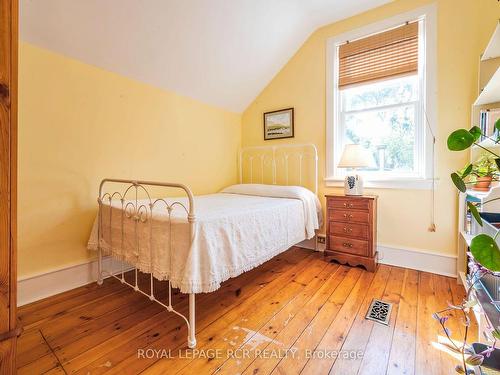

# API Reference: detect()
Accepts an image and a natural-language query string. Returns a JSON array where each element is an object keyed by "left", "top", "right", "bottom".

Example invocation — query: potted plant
[
  {"left": 469, "top": 153, "right": 499, "bottom": 191},
  {"left": 441, "top": 121, "right": 500, "bottom": 374}
]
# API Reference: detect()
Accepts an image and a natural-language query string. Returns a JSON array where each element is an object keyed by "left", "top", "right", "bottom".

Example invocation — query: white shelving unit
[
  {"left": 455, "top": 21, "right": 500, "bottom": 350},
  {"left": 457, "top": 186, "right": 500, "bottom": 348},
  {"left": 460, "top": 230, "right": 473, "bottom": 247},
  {"left": 476, "top": 21, "right": 499, "bottom": 106},
  {"left": 482, "top": 20, "right": 500, "bottom": 61},
  {"left": 474, "top": 67, "right": 500, "bottom": 106},
  {"left": 457, "top": 188, "right": 497, "bottom": 282},
  {"left": 457, "top": 21, "right": 500, "bottom": 283}
]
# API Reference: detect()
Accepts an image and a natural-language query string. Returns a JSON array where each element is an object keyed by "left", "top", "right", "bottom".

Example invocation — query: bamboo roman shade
[{"left": 338, "top": 22, "right": 419, "bottom": 88}]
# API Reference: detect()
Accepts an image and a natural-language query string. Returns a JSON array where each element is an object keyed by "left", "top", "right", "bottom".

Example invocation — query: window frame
[{"left": 325, "top": 4, "right": 437, "bottom": 190}]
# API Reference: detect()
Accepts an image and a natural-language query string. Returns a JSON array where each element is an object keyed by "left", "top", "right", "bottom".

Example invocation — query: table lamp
[{"left": 338, "top": 144, "right": 375, "bottom": 196}]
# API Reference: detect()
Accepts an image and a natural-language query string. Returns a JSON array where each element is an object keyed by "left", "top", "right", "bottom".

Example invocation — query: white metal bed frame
[{"left": 96, "top": 143, "right": 318, "bottom": 349}]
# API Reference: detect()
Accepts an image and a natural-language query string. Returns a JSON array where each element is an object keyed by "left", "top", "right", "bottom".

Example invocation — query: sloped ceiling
[{"left": 20, "top": 0, "right": 390, "bottom": 112}]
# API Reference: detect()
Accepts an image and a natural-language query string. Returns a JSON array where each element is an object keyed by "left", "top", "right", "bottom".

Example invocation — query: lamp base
[{"left": 344, "top": 174, "right": 363, "bottom": 196}]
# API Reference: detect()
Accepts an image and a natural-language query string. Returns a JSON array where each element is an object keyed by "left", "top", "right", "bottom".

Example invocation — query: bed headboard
[{"left": 239, "top": 143, "right": 318, "bottom": 195}]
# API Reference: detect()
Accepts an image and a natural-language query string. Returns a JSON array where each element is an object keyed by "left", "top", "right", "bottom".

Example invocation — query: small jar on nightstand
[{"left": 324, "top": 195, "right": 378, "bottom": 272}]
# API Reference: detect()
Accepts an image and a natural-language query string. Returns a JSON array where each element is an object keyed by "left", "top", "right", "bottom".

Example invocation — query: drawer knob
[
  {"left": 343, "top": 227, "right": 353, "bottom": 233},
  {"left": 343, "top": 213, "right": 353, "bottom": 219},
  {"left": 342, "top": 242, "right": 353, "bottom": 248},
  {"left": 343, "top": 202, "right": 354, "bottom": 208}
]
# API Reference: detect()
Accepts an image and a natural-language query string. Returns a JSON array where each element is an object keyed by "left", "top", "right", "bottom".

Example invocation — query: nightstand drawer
[
  {"left": 330, "top": 222, "right": 369, "bottom": 240},
  {"left": 328, "top": 198, "right": 369, "bottom": 211},
  {"left": 329, "top": 209, "right": 369, "bottom": 224},
  {"left": 329, "top": 236, "right": 369, "bottom": 256}
]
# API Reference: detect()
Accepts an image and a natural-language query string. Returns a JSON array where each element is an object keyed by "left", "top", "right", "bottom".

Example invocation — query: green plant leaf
[
  {"left": 461, "top": 164, "right": 473, "bottom": 178},
  {"left": 495, "top": 158, "right": 500, "bottom": 171},
  {"left": 472, "top": 153, "right": 500, "bottom": 177},
  {"left": 470, "top": 234, "right": 500, "bottom": 272},
  {"left": 448, "top": 129, "right": 475, "bottom": 151},
  {"left": 451, "top": 172, "right": 467, "bottom": 192},
  {"left": 495, "top": 118, "right": 500, "bottom": 133},
  {"left": 493, "top": 329, "right": 500, "bottom": 340},
  {"left": 468, "top": 202, "right": 482, "bottom": 226},
  {"left": 469, "top": 126, "right": 482, "bottom": 141}
]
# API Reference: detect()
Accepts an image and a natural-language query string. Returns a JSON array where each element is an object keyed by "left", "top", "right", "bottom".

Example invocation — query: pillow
[{"left": 220, "top": 184, "right": 323, "bottom": 229}]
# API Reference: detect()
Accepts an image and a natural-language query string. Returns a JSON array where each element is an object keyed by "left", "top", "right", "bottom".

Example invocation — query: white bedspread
[{"left": 88, "top": 184, "right": 320, "bottom": 294}]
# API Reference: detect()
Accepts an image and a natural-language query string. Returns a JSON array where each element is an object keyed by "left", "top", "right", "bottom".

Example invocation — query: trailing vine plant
[{"left": 435, "top": 119, "right": 500, "bottom": 374}]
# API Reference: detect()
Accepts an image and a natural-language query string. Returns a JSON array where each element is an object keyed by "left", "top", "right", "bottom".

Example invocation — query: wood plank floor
[{"left": 17, "top": 247, "right": 477, "bottom": 375}]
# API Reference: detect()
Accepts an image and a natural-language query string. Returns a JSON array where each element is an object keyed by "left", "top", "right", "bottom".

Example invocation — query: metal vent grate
[{"left": 365, "top": 299, "right": 392, "bottom": 325}]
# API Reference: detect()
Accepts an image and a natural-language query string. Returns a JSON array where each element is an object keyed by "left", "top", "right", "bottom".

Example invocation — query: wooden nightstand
[{"left": 325, "top": 195, "right": 378, "bottom": 272}]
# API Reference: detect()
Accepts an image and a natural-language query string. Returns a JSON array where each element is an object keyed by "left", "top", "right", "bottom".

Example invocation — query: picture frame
[{"left": 263, "top": 108, "right": 294, "bottom": 140}]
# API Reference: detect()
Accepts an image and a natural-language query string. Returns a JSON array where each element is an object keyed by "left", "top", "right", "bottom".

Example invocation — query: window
[
  {"left": 326, "top": 6, "right": 436, "bottom": 189},
  {"left": 341, "top": 74, "right": 420, "bottom": 177}
]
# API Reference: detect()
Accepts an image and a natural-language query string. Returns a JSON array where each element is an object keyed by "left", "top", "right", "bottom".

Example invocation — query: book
[{"left": 479, "top": 108, "right": 500, "bottom": 141}]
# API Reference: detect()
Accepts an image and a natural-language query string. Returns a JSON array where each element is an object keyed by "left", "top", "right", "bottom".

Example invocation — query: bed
[{"left": 87, "top": 143, "right": 319, "bottom": 349}]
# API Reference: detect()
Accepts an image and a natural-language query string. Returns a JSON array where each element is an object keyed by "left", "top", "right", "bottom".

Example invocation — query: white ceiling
[{"left": 20, "top": 0, "right": 389, "bottom": 112}]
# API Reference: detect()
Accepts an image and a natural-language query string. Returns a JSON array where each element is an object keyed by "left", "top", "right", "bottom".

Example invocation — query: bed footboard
[{"left": 96, "top": 178, "right": 197, "bottom": 348}]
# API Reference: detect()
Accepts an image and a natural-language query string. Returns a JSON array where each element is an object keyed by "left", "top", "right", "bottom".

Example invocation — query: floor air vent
[{"left": 365, "top": 299, "right": 392, "bottom": 325}]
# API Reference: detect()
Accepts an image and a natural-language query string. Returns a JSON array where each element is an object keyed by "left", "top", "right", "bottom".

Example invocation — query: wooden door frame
[{"left": 0, "top": 0, "right": 18, "bottom": 372}]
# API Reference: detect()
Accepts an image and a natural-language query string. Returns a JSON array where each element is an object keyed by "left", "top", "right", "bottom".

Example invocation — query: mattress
[{"left": 88, "top": 184, "right": 320, "bottom": 293}]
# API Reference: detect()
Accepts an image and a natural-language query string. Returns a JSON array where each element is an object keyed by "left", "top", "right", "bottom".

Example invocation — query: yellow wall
[
  {"left": 242, "top": 0, "right": 500, "bottom": 256},
  {"left": 19, "top": 43, "right": 241, "bottom": 278},
  {"left": 19, "top": 0, "right": 500, "bottom": 278}
]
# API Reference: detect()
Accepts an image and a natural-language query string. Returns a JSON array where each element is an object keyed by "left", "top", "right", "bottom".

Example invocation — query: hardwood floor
[{"left": 17, "top": 247, "right": 476, "bottom": 375}]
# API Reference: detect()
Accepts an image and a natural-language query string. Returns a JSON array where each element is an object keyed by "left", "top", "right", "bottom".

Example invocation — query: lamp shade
[{"left": 338, "top": 144, "right": 376, "bottom": 169}]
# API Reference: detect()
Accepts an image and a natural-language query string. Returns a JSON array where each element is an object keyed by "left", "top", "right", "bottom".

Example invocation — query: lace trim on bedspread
[{"left": 88, "top": 235, "right": 304, "bottom": 294}]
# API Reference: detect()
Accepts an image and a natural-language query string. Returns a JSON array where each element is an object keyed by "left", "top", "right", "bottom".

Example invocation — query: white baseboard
[
  {"left": 377, "top": 243, "right": 457, "bottom": 277},
  {"left": 18, "top": 240, "right": 325, "bottom": 306},
  {"left": 297, "top": 238, "right": 457, "bottom": 277},
  {"left": 17, "top": 257, "right": 128, "bottom": 307},
  {"left": 18, "top": 242, "right": 456, "bottom": 306},
  {"left": 300, "top": 238, "right": 456, "bottom": 277}
]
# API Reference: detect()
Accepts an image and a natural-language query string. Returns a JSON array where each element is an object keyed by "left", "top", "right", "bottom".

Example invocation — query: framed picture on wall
[{"left": 263, "top": 108, "right": 294, "bottom": 140}]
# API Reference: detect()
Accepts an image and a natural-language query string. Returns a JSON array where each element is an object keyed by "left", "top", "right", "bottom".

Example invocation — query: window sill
[{"left": 324, "top": 177, "right": 438, "bottom": 190}]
